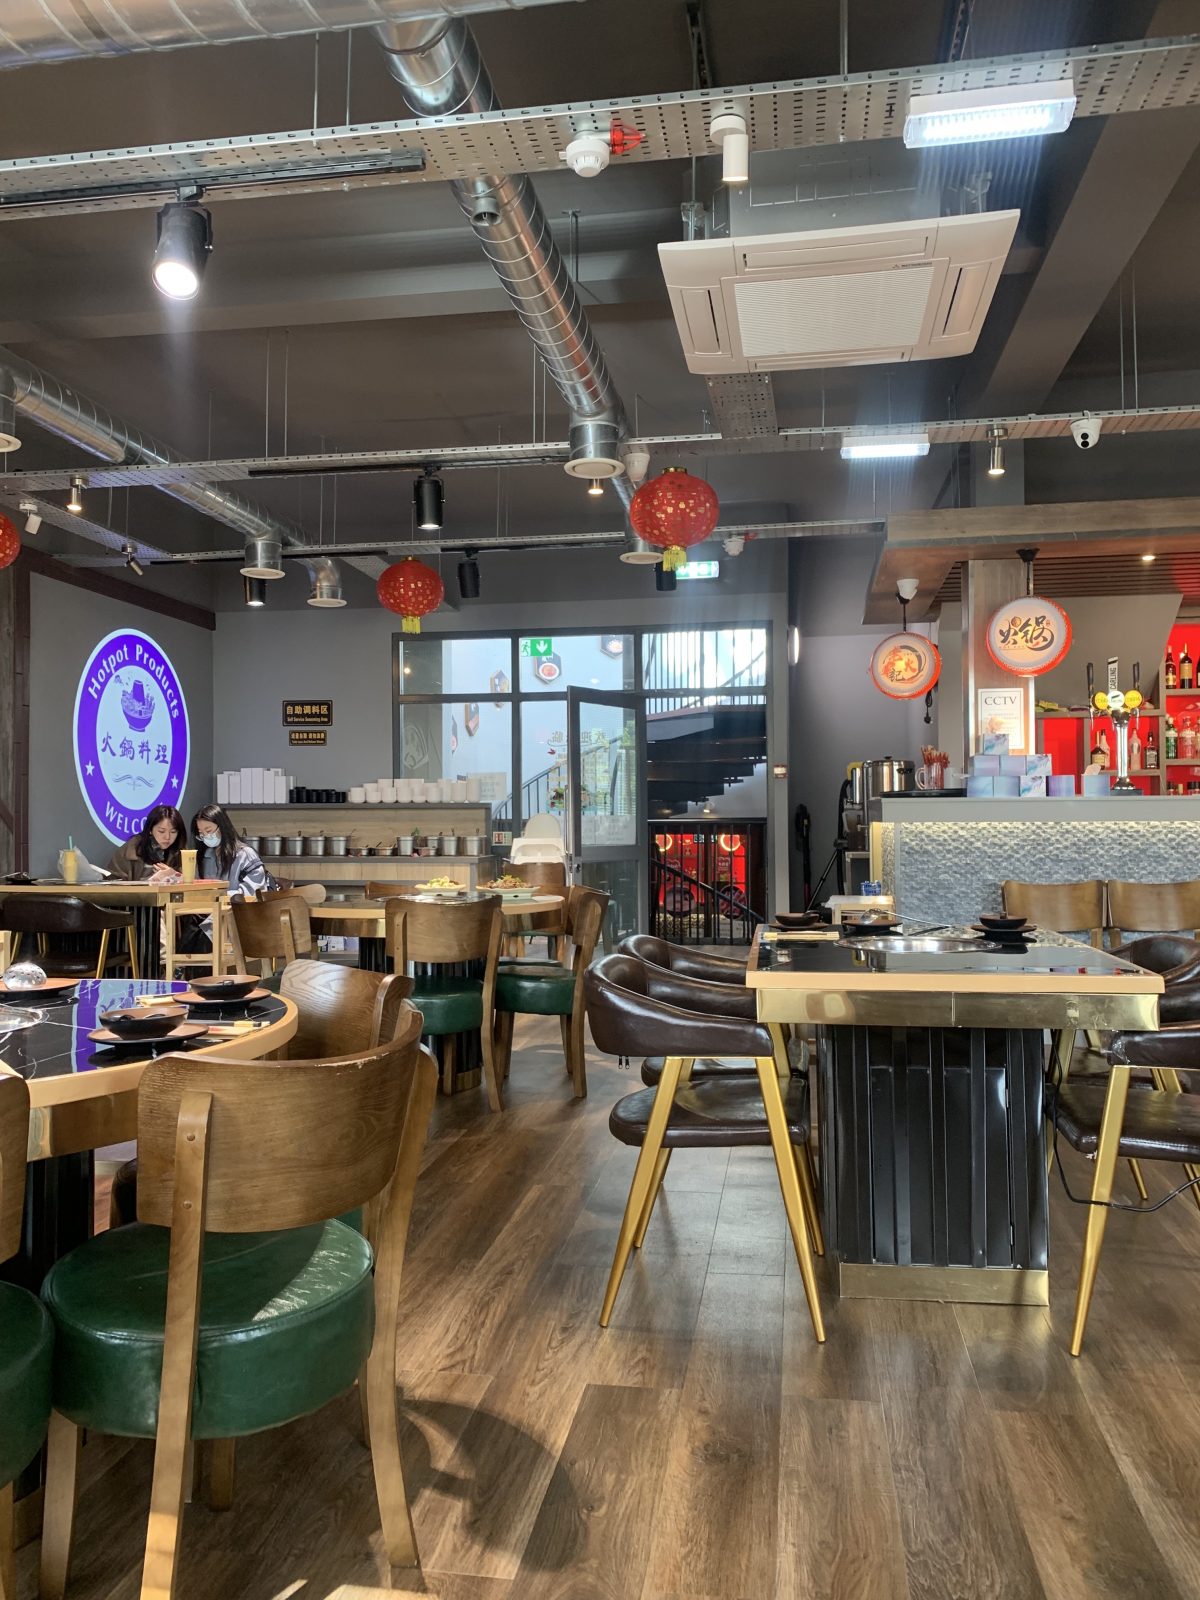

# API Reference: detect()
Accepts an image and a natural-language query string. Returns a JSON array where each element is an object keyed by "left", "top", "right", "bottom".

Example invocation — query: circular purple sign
[{"left": 72, "top": 629, "right": 191, "bottom": 844}]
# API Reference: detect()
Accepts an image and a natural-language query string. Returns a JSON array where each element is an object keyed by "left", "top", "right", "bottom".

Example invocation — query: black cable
[{"left": 1045, "top": 1036, "right": 1200, "bottom": 1214}]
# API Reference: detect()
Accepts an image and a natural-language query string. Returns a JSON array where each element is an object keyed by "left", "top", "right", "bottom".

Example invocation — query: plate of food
[
  {"left": 416, "top": 877, "right": 465, "bottom": 897},
  {"left": 484, "top": 875, "right": 538, "bottom": 899}
]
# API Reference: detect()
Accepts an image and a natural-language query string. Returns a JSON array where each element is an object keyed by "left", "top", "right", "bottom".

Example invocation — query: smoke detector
[
  {"left": 723, "top": 534, "right": 745, "bottom": 556},
  {"left": 621, "top": 444, "right": 651, "bottom": 485},
  {"left": 561, "top": 133, "right": 610, "bottom": 178}
]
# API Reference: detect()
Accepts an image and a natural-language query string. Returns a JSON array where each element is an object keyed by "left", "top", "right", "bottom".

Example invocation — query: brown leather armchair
[
  {"left": 1111, "top": 936, "right": 1200, "bottom": 1026},
  {"left": 618, "top": 933, "right": 748, "bottom": 986}
]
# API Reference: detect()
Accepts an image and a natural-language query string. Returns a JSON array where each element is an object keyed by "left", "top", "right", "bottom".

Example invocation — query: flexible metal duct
[
  {"left": 0, "top": 1, "right": 571, "bottom": 67},
  {"left": 375, "top": 15, "right": 627, "bottom": 476}
]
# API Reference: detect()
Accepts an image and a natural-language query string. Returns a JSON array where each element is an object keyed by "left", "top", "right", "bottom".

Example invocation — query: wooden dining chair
[
  {"left": 0, "top": 1075, "right": 54, "bottom": 1600},
  {"left": 493, "top": 888, "right": 608, "bottom": 1097},
  {"left": 0, "top": 894, "right": 140, "bottom": 979},
  {"left": 1002, "top": 879, "right": 1106, "bottom": 947},
  {"left": 38, "top": 1018, "right": 437, "bottom": 1600},
  {"left": 1107, "top": 879, "right": 1200, "bottom": 944},
  {"left": 230, "top": 892, "right": 314, "bottom": 975},
  {"left": 278, "top": 960, "right": 415, "bottom": 1059},
  {"left": 505, "top": 861, "right": 568, "bottom": 957},
  {"left": 384, "top": 893, "right": 504, "bottom": 1112}
]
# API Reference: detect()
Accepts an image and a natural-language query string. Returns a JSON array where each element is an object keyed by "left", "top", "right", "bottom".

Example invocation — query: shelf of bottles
[{"left": 1161, "top": 622, "right": 1200, "bottom": 792}]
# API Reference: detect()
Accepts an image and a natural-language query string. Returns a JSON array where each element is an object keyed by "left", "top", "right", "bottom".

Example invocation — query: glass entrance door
[{"left": 566, "top": 688, "right": 646, "bottom": 942}]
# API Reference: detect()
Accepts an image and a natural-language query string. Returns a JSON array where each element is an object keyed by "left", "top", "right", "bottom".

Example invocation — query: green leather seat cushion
[
  {"left": 495, "top": 968, "right": 576, "bottom": 1017},
  {"left": 0, "top": 1283, "right": 54, "bottom": 1487},
  {"left": 41, "top": 1219, "right": 374, "bottom": 1441},
  {"left": 410, "top": 975, "right": 483, "bottom": 1035}
]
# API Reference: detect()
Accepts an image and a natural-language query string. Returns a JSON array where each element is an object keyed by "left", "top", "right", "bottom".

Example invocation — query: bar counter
[
  {"left": 748, "top": 927, "right": 1161, "bottom": 1305},
  {"left": 874, "top": 796, "right": 1200, "bottom": 925}
]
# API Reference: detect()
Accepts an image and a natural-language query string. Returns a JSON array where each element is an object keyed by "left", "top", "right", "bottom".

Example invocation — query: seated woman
[
  {"left": 108, "top": 805, "right": 187, "bottom": 882},
  {"left": 179, "top": 804, "right": 272, "bottom": 953}
]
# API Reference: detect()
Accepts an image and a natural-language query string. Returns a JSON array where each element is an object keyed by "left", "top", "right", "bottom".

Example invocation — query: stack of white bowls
[
  {"left": 364, "top": 783, "right": 381, "bottom": 803},
  {"left": 349, "top": 786, "right": 366, "bottom": 804}
]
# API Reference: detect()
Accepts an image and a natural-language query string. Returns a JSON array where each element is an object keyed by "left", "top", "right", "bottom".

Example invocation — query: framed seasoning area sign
[
  {"left": 283, "top": 700, "right": 333, "bottom": 726},
  {"left": 289, "top": 729, "right": 327, "bottom": 746}
]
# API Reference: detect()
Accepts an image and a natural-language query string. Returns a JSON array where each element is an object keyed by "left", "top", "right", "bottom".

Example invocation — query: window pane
[
  {"left": 642, "top": 627, "right": 767, "bottom": 693},
  {"left": 519, "top": 633, "right": 634, "bottom": 694},
  {"left": 399, "top": 701, "right": 512, "bottom": 810},
  {"left": 399, "top": 636, "right": 511, "bottom": 696},
  {"left": 518, "top": 699, "right": 569, "bottom": 826},
  {"left": 579, "top": 701, "right": 638, "bottom": 847}
]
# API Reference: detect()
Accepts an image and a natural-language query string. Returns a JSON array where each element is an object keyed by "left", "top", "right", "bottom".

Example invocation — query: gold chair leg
[
  {"left": 796, "top": 1142, "right": 825, "bottom": 1257},
  {"left": 1127, "top": 1158, "right": 1149, "bottom": 1202},
  {"left": 94, "top": 928, "right": 110, "bottom": 980},
  {"left": 208, "top": 1439, "right": 236, "bottom": 1512},
  {"left": 127, "top": 920, "right": 141, "bottom": 980},
  {"left": 755, "top": 1056, "right": 825, "bottom": 1344},
  {"left": 0, "top": 1479, "right": 13, "bottom": 1600},
  {"left": 1069, "top": 1065, "right": 1131, "bottom": 1357},
  {"left": 600, "top": 1056, "right": 684, "bottom": 1327},
  {"left": 38, "top": 1410, "right": 81, "bottom": 1600},
  {"left": 633, "top": 1149, "right": 671, "bottom": 1248}
]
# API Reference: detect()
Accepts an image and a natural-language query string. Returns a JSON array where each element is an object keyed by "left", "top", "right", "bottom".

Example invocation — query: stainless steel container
[
  {"left": 327, "top": 835, "right": 349, "bottom": 856},
  {"left": 439, "top": 833, "right": 461, "bottom": 856},
  {"left": 284, "top": 835, "right": 306, "bottom": 857},
  {"left": 261, "top": 834, "right": 283, "bottom": 856},
  {"left": 241, "top": 834, "right": 261, "bottom": 854},
  {"left": 462, "top": 834, "right": 488, "bottom": 856},
  {"left": 862, "top": 758, "right": 915, "bottom": 804},
  {"left": 305, "top": 835, "right": 327, "bottom": 856},
  {"left": 396, "top": 835, "right": 415, "bottom": 855}
]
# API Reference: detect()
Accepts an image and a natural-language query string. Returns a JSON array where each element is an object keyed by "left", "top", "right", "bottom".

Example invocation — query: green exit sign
[{"left": 521, "top": 637, "right": 553, "bottom": 658}]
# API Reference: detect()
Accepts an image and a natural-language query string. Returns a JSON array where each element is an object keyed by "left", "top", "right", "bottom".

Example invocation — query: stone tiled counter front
[{"left": 874, "top": 797, "right": 1200, "bottom": 926}]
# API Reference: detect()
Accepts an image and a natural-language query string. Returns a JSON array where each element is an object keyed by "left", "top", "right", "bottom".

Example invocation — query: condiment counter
[{"left": 227, "top": 801, "right": 496, "bottom": 888}]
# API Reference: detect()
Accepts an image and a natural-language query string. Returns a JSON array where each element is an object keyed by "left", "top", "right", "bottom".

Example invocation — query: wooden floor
[{"left": 21, "top": 1019, "right": 1200, "bottom": 1600}]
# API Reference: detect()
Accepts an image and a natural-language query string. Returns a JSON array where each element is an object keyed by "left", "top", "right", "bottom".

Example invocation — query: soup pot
[
  {"left": 305, "top": 835, "right": 327, "bottom": 856},
  {"left": 284, "top": 835, "right": 306, "bottom": 857},
  {"left": 260, "top": 835, "right": 283, "bottom": 856},
  {"left": 327, "top": 835, "right": 350, "bottom": 856}
]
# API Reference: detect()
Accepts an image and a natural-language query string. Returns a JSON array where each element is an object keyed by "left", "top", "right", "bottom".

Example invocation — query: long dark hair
[
  {"left": 191, "top": 803, "right": 243, "bottom": 875},
  {"left": 136, "top": 805, "right": 186, "bottom": 869}
]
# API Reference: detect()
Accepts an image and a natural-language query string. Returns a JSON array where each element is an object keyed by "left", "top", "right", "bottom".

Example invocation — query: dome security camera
[
  {"left": 561, "top": 133, "right": 611, "bottom": 178},
  {"left": 1070, "top": 414, "right": 1102, "bottom": 450}
]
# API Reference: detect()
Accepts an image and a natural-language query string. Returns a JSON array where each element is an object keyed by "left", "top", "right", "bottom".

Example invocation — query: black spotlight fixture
[
  {"left": 243, "top": 575, "right": 267, "bottom": 608},
  {"left": 457, "top": 548, "right": 481, "bottom": 600},
  {"left": 123, "top": 543, "right": 145, "bottom": 578},
  {"left": 655, "top": 561, "right": 676, "bottom": 593},
  {"left": 414, "top": 468, "right": 444, "bottom": 531},
  {"left": 152, "top": 198, "right": 213, "bottom": 300}
]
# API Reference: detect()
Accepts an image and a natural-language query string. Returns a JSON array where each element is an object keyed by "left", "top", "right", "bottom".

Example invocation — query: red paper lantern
[
  {"left": 0, "top": 514, "right": 20, "bottom": 571},
  {"left": 377, "top": 557, "right": 444, "bottom": 633},
  {"left": 630, "top": 467, "right": 719, "bottom": 570}
]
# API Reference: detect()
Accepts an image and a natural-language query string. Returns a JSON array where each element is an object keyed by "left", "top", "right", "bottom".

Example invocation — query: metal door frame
[{"left": 566, "top": 686, "right": 648, "bottom": 930}]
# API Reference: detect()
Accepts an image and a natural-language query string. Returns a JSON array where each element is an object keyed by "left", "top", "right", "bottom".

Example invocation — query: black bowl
[
  {"left": 839, "top": 915, "right": 902, "bottom": 939},
  {"left": 776, "top": 911, "right": 822, "bottom": 930},
  {"left": 99, "top": 1005, "right": 186, "bottom": 1038},
  {"left": 188, "top": 974, "right": 260, "bottom": 1001},
  {"left": 979, "top": 913, "right": 1028, "bottom": 931}
]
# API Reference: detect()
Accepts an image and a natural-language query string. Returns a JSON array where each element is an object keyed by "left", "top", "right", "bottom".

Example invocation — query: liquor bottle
[
  {"left": 1145, "top": 726, "right": 1159, "bottom": 769},
  {"left": 1129, "top": 726, "right": 1142, "bottom": 770},
  {"left": 1166, "top": 647, "right": 1178, "bottom": 690},
  {"left": 1166, "top": 720, "right": 1179, "bottom": 761},
  {"left": 1182, "top": 641, "right": 1194, "bottom": 691}
]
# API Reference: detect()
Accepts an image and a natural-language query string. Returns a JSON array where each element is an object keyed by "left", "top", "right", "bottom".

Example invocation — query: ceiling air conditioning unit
[{"left": 659, "top": 210, "right": 1019, "bottom": 375}]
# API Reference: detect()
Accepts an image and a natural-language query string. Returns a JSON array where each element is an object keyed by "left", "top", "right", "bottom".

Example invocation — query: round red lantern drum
[
  {"left": 377, "top": 558, "right": 444, "bottom": 633},
  {"left": 869, "top": 632, "right": 941, "bottom": 700},
  {"left": 0, "top": 514, "right": 20, "bottom": 571},
  {"left": 629, "top": 467, "right": 719, "bottom": 570}
]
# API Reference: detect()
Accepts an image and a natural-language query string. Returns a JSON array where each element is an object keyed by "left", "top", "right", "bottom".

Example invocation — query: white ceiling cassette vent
[{"left": 659, "top": 209, "right": 1019, "bottom": 375}]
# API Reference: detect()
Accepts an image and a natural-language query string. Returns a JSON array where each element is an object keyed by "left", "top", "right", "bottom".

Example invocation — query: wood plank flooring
[{"left": 18, "top": 1017, "right": 1200, "bottom": 1599}]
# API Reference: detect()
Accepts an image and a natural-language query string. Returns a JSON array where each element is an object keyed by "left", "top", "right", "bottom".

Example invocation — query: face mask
[{"left": 197, "top": 831, "right": 220, "bottom": 847}]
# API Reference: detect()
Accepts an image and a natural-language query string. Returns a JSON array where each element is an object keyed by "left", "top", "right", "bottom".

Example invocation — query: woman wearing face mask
[
  {"left": 191, "top": 804, "right": 270, "bottom": 901},
  {"left": 108, "top": 805, "right": 188, "bottom": 882}
]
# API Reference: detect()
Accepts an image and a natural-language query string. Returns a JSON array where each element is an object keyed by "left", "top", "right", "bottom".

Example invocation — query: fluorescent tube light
[
  {"left": 840, "top": 432, "right": 930, "bottom": 462},
  {"left": 904, "top": 79, "right": 1076, "bottom": 150}
]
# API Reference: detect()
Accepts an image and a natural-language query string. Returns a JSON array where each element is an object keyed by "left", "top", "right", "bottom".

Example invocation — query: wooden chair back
[
  {"left": 231, "top": 893, "right": 314, "bottom": 967},
  {"left": 565, "top": 886, "right": 609, "bottom": 968},
  {"left": 135, "top": 1010, "right": 427, "bottom": 1234},
  {"left": 261, "top": 883, "right": 327, "bottom": 907},
  {"left": 509, "top": 861, "right": 567, "bottom": 892},
  {"left": 1107, "top": 879, "right": 1200, "bottom": 941},
  {"left": 279, "top": 960, "right": 415, "bottom": 1059},
  {"left": 0, "top": 1072, "right": 29, "bottom": 1264},
  {"left": 1002, "top": 879, "right": 1106, "bottom": 947},
  {"left": 384, "top": 893, "right": 502, "bottom": 968}
]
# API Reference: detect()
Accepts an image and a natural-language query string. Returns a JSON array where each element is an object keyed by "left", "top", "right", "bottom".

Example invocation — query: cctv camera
[{"left": 1070, "top": 415, "right": 1102, "bottom": 450}]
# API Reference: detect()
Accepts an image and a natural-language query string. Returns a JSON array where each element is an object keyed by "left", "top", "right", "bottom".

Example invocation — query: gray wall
[
  {"left": 787, "top": 536, "right": 930, "bottom": 901},
  {"left": 28, "top": 573, "right": 214, "bottom": 876},
  {"left": 213, "top": 541, "right": 792, "bottom": 911}
]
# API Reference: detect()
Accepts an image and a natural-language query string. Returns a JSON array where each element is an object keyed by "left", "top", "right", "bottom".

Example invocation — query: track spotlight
[
  {"left": 67, "top": 476, "right": 84, "bottom": 514},
  {"left": 19, "top": 498, "right": 40, "bottom": 535},
  {"left": 152, "top": 200, "right": 213, "bottom": 300},
  {"left": 124, "top": 543, "right": 145, "bottom": 578},
  {"left": 457, "top": 549, "right": 481, "bottom": 600},
  {"left": 414, "top": 469, "right": 444, "bottom": 532},
  {"left": 710, "top": 111, "right": 750, "bottom": 186},
  {"left": 987, "top": 425, "right": 1007, "bottom": 477},
  {"left": 587, "top": 478, "right": 604, "bottom": 497},
  {"left": 240, "top": 537, "right": 284, "bottom": 579},
  {"left": 243, "top": 575, "right": 266, "bottom": 607},
  {"left": 655, "top": 561, "right": 677, "bottom": 593}
]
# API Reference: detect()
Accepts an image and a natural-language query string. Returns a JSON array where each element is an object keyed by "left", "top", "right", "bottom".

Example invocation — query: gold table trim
[{"left": 837, "top": 1262, "right": 1050, "bottom": 1306}]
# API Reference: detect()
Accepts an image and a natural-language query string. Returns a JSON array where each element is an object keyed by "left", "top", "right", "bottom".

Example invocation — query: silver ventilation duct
[
  {"left": 375, "top": 16, "right": 627, "bottom": 481},
  {"left": 304, "top": 555, "right": 346, "bottom": 607},
  {"left": 0, "top": 344, "right": 345, "bottom": 595},
  {"left": 0, "top": 1, "right": 572, "bottom": 68}
]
